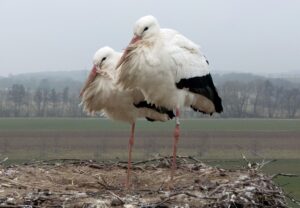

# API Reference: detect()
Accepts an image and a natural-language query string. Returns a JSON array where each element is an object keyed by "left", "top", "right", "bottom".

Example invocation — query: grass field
[
  {"left": 0, "top": 118, "right": 299, "bottom": 205},
  {"left": 1, "top": 117, "right": 300, "bottom": 131}
]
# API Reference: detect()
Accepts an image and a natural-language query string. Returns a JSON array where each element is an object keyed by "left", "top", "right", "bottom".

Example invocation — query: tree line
[
  {"left": 218, "top": 79, "right": 300, "bottom": 118},
  {"left": 0, "top": 78, "right": 299, "bottom": 118},
  {"left": 0, "top": 84, "right": 84, "bottom": 117}
]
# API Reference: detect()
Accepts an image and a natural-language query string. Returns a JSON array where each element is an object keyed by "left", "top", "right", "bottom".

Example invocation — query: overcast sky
[{"left": 0, "top": 0, "right": 300, "bottom": 76}]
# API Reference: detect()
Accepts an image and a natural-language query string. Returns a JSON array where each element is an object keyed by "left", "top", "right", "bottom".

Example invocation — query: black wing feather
[{"left": 176, "top": 74, "right": 223, "bottom": 113}]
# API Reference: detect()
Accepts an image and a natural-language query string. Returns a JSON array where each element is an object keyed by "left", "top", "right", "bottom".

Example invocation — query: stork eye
[
  {"left": 101, "top": 57, "right": 106, "bottom": 62},
  {"left": 143, "top": 27, "right": 149, "bottom": 32}
]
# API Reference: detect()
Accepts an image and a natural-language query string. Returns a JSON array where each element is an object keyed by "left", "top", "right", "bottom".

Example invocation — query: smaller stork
[{"left": 80, "top": 47, "right": 174, "bottom": 188}]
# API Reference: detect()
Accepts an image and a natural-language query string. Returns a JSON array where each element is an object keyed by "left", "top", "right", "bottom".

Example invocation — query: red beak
[
  {"left": 80, "top": 65, "right": 98, "bottom": 97},
  {"left": 116, "top": 35, "right": 141, "bottom": 69},
  {"left": 130, "top": 35, "right": 141, "bottom": 45}
]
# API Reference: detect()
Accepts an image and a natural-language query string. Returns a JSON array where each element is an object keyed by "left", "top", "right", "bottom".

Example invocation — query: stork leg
[
  {"left": 126, "top": 122, "right": 135, "bottom": 189},
  {"left": 170, "top": 107, "right": 180, "bottom": 185}
]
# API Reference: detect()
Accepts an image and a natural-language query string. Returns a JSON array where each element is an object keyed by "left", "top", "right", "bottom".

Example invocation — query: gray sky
[{"left": 0, "top": 0, "right": 300, "bottom": 76}]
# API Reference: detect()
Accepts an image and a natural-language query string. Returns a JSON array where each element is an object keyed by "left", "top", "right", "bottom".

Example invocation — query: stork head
[
  {"left": 80, "top": 47, "right": 120, "bottom": 97},
  {"left": 116, "top": 16, "right": 160, "bottom": 69},
  {"left": 129, "top": 15, "right": 160, "bottom": 45},
  {"left": 93, "top": 46, "right": 120, "bottom": 72}
]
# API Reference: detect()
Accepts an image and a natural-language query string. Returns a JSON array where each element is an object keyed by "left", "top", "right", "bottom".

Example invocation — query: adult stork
[
  {"left": 80, "top": 46, "right": 174, "bottom": 188},
  {"left": 117, "top": 15, "right": 223, "bottom": 183}
]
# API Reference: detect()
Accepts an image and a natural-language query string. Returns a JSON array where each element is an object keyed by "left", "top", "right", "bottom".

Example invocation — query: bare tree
[
  {"left": 34, "top": 88, "right": 43, "bottom": 116},
  {"left": 284, "top": 88, "right": 300, "bottom": 118},
  {"left": 8, "top": 84, "right": 26, "bottom": 116},
  {"left": 49, "top": 88, "right": 58, "bottom": 116},
  {"left": 220, "top": 81, "right": 250, "bottom": 117}
]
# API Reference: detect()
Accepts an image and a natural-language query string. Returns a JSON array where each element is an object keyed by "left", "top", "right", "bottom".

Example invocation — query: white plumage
[
  {"left": 117, "top": 15, "right": 222, "bottom": 114},
  {"left": 116, "top": 15, "right": 223, "bottom": 185},
  {"left": 80, "top": 46, "right": 172, "bottom": 123},
  {"left": 80, "top": 46, "right": 174, "bottom": 188}
]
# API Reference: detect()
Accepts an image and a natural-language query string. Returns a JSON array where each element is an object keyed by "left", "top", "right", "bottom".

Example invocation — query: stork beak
[
  {"left": 116, "top": 35, "right": 141, "bottom": 69},
  {"left": 80, "top": 65, "right": 98, "bottom": 97},
  {"left": 129, "top": 35, "right": 141, "bottom": 45}
]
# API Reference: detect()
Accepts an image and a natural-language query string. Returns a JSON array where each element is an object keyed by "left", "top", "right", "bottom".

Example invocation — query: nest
[{"left": 0, "top": 156, "right": 290, "bottom": 208}]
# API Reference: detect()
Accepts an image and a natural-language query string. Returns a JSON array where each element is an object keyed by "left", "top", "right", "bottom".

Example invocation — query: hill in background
[
  {"left": 0, "top": 70, "right": 299, "bottom": 92},
  {"left": 0, "top": 70, "right": 88, "bottom": 93}
]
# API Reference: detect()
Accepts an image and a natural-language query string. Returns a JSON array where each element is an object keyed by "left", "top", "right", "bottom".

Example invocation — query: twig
[
  {"left": 107, "top": 190, "right": 124, "bottom": 204},
  {"left": 257, "top": 159, "right": 277, "bottom": 170},
  {"left": 208, "top": 184, "right": 228, "bottom": 196},
  {"left": 133, "top": 157, "right": 164, "bottom": 165},
  {"left": 271, "top": 173, "right": 299, "bottom": 179},
  {"left": 0, "top": 206, "right": 35, "bottom": 208},
  {"left": 285, "top": 193, "right": 300, "bottom": 206},
  {"left": 0, "top": 177, "right": 29, "bottom": 189},
  {"left": 155, "top": 192, "right": 185, "bottom": 206},
  {"left": 131, "top": 155, "right": 201, "bottom": 166},
  {"left": 241, "top": 154, "right": 252, "bottom": 168},
  {"left": 155, "top": 191, "right": 218, "bottom": 207},
  {"left": 156, "top": 181, "right": 165, "bottom": 192},
  {"left": 187, "top": 155, "right": 201, "bottom": 163},
  {"left": 182, "top": 191, "right": 198, "bottom": 198},
  {"left": 96, "top": 175, "right": 117, "bottom": 190},
  {"left": 89, "top": 163, "right": 104, "bottom": 169},
  {"left": 0, "top": 157, "right": 8, "bottom": 164}
]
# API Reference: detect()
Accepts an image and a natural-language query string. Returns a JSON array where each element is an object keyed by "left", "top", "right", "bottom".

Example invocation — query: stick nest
[{"left": 0, "top": 156, "right": 289, "bottom": 208}]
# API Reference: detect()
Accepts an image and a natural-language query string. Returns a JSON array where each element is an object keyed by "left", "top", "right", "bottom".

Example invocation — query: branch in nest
[
  {"left": 256, "top": 159, "right": 277, "bottom": 170},
  {"left": 132, "top": 155, "right": 201, "bottom": 166},
  {"left": 107, "top": 190, "right": 124, "bottom": 205},
  {"left": 271, "top": 173, "right": 299, "bottom": 179},
  {"left": 155, "top": 191, "right": 218, "bottom": 207},
  {"left": 285, "top": 193, "right": 300, "bottom": 206},
  {"left": 0, "top": 157, "right": 8, "bottom": 164},
  {"left": 0, "top": 177, "right": 29, "bottom": 189},
  {"left": 89, "top": 163, "right": 104, "bottom": 169}
]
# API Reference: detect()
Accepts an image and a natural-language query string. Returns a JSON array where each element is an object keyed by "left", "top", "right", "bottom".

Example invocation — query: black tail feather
[{"left": 134, "top": 101, "right": 175, "bottom": 120}]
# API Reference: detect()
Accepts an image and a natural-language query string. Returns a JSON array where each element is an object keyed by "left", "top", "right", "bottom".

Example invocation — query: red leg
[
  {"left": 170, "top": 108, "right": 180, "bottom": 185},
  {"left": 126, "top": 122, "right": 135, "bottom": 189}
]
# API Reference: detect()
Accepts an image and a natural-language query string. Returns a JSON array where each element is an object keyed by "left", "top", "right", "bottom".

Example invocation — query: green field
[
  {"left": 0, "top": 118, "right": 299, "bottom": 206},
  {"left": 1, "top": 117, "right": 300, "bottom": 131}
]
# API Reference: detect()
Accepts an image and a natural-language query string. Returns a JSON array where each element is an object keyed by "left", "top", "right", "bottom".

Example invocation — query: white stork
[
  {"left": 80, "top": 46, "right": 174, "bottom": 188},
  {"left": 117, "top": 15, "right": 223, "bottom": 184}
]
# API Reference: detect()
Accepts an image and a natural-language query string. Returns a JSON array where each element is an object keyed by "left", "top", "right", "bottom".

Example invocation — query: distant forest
[{"left": 0, "top": 71, "right": 299, "bottom": 118}]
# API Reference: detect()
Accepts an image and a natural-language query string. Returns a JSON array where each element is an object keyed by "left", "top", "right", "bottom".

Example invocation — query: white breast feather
[
  {"left": 80, "top": 74, "right": 115, "bottom": 114},
  {"left": 82, "top": 66, "right": 169, "bottom": 123}
]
